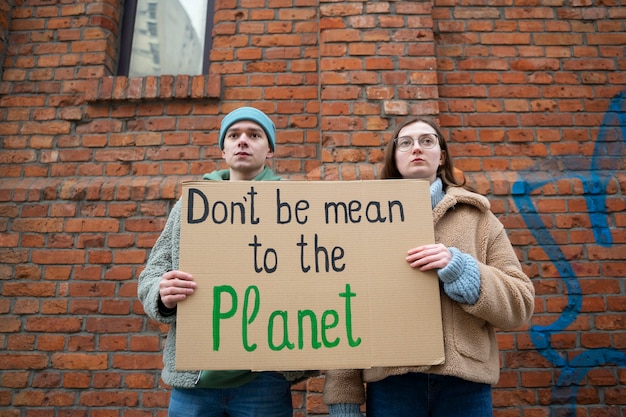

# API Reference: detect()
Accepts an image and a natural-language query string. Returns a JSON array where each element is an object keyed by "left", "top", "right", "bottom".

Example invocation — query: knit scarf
[{"left": 430, "top": 177, "right": 444, "bottom": 209}]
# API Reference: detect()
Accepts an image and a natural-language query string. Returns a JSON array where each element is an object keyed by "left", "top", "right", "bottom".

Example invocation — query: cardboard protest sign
[{"left": 176, "top": 180, "right": 444, "bottom": 371}]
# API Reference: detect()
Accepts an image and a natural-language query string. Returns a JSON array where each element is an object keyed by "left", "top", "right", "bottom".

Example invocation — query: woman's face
[{"left": 394, "top": 121, "right": 445, "bottom": 184}]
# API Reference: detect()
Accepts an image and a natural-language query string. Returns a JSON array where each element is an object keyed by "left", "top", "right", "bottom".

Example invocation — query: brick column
[
  {"left": 318, "top": 0, "right": 439, "bottom": 180},
  {"left": 0, "top": 0, "right": 10, "bottom": 80}
]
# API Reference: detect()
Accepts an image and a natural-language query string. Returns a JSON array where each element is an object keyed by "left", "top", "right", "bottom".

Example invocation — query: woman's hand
[
  {"left": 159, "top": 270, "right": 196, "bottom": 309},
  {"left": 406, "top": 243, "right": 452, "bottom": 271}
]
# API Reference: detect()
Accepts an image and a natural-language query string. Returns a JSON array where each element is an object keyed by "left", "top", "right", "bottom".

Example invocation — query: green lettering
[
  {"left": 268, "top": 311, "right": 295, "bottom": 351},
  {"left": 298, "top": 309, "right": 322, "bottom": 349},
  {"left": 339, "top": 284, "right": 361, "bottom": 347},
  {"left": 213, "top": 285, "right": 238, "bottom": 351},
  {"left": 321, "top": 310, "right": 340, "bottom": 348},
  {"left": 242, "top": 286, "right": 260, "bottom": 352}
]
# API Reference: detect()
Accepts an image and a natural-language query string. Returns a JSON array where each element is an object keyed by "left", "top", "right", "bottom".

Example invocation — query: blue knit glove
[
  {"left": 328, "top": 403, "right": 363, "bottom": 417},
  {"left": 438, "top": 247, "right": 481, "bottom": 305}
]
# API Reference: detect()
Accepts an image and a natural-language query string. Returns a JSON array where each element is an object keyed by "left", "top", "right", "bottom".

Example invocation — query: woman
[{"left": 323, "top": 116, "right": 535, "bottom": 417}]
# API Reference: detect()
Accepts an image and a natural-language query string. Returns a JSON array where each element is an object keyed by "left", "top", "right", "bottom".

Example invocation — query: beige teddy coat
[{"left": 323, "top": 186, "right": 535, "bottom": 405}]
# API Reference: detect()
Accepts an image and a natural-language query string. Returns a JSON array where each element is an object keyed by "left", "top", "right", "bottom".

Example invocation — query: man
[{"left": 138, "top": 107, "right": 308, "bottom": 417}]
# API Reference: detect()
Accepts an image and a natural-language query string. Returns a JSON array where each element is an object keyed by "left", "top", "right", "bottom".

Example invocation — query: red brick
[
  {"left": 1, "top": 1, "right": 626, "bottom": 416},
  {"left": 0, "top": 354, "right": 48, "bottom": 370}
]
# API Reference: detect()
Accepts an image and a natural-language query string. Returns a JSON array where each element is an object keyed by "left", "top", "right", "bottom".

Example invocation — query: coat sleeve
[
  {"left": 137, "top": 199, "right": 182, "bottom": 325},
  {"left": 461, "top": 212, "right": 535, "bottom": 330},
  {"left": 322, "top": 369, "right": 366, "bottom": 405}
]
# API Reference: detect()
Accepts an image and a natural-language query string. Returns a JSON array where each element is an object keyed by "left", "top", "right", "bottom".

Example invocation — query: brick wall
[{"left": 0, "top": 0, "right": 625, "bottom": 416}]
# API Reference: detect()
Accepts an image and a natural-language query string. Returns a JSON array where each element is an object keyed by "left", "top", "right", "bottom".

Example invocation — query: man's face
[{"left": 222, "top": 120, "right": 274, "bottom": 180}]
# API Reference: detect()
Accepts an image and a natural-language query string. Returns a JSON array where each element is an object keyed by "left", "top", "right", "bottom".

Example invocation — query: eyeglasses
[{"left": 394, "top": 134, "right": 439, "bottom": 152}]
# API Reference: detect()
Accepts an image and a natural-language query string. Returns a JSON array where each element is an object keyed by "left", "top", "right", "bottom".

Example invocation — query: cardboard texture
[{"left": 176, "top": 180, "right": 444, "bottom": 371}]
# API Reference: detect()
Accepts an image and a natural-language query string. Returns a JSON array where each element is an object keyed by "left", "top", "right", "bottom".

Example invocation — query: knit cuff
[
  {"left": 438, "top": 247, "right": 481, "bottom": 305},
  {"left": 157, "top": 295, "right": 177, "bottom": 317},
  {"left": 438, "top": 247, "right": 465, "bottom": 284},
  {"left": 328, "top": 403, "right": 363, "bottom": 417}
]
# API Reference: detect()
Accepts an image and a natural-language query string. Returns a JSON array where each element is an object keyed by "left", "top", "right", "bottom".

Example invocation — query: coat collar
[{"left": 432, "top": 185, "right": 491, "bottom": 223}]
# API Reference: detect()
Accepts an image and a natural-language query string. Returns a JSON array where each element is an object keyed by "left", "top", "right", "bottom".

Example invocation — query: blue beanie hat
[{"left": 218, "top": 107, "right": 276, "bottom": 151}]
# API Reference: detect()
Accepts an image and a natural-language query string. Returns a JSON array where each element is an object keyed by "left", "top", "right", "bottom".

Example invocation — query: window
[{"left": 118, "top": 0, "right": 215, "bottom": 77}]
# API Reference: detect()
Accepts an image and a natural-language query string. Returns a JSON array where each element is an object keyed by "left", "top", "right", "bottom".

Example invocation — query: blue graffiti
[{"left": 512, "top": 91, "right": 626, "bottom": 415}]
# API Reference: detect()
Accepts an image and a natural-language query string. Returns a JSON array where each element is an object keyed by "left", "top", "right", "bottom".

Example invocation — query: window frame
[{"left": 117, "top": 0, "right": 215, "bottom": 77}]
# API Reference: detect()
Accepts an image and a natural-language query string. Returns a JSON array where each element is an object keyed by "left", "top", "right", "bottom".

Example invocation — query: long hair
[{"left": 380, "top": 116, "right": 465, "bottom": 189}]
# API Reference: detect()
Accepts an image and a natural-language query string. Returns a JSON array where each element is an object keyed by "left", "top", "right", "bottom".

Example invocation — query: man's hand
[{"left": 159, "top": 270, "right": 196, "bottom": 309}]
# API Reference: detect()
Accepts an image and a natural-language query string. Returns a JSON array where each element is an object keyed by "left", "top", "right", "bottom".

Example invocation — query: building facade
[{"left": 0, "top": 0, "right": 625, "bottom": 416}]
